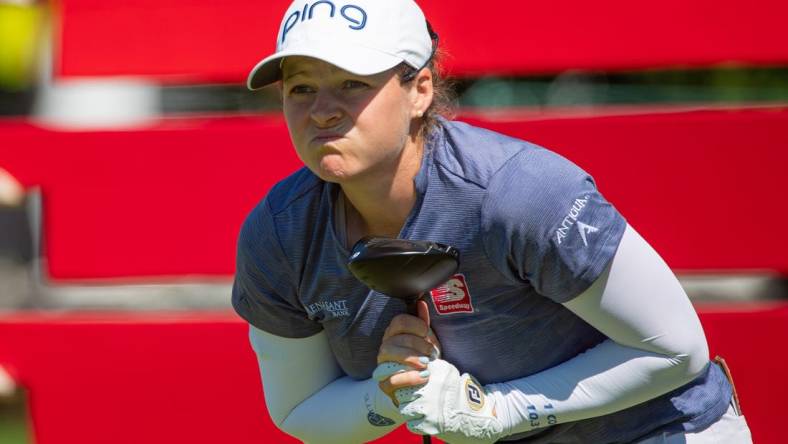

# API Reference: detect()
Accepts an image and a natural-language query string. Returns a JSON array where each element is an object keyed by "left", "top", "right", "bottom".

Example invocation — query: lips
[{"left": 311, "top": 133, "right": 344, "bottom": 146}]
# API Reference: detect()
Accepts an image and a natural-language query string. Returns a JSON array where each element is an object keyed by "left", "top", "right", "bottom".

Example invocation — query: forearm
[
  {"left": 489, "top": 338, "right": 707, "bottom": 435},
  {"left": 249, "top": 326, "right": 403, "bottom": 443},
  {"left": 490, "top": 224, "right": 709, "bottom": 436},
  {"left": 280, "top": 375, "right": 403, "bottom": 443}
]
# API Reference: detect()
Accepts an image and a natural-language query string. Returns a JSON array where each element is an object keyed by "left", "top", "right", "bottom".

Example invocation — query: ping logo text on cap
[{"left": 282, "top": 2, "right": 368, "bottom": 43}]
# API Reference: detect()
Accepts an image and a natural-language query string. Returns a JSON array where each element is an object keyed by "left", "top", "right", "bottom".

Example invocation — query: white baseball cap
[{"left": 247, "top": 0, "right": 435, "bottom": 90}]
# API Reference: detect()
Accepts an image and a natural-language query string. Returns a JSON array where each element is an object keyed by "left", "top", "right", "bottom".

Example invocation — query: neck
[{"left": 342, "top": 135, "right": 424, "bottom": 242}]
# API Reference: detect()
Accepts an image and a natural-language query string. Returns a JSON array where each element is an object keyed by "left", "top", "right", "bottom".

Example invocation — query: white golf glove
[
  {"left": 399, "top": 359, "right": 504, "bottom": 444},
  {"left": 372, "top": 337, "right": 441, "bottom": 407},
  {"left": 372, "top": 361, "right": 427, "bottom": 407}
]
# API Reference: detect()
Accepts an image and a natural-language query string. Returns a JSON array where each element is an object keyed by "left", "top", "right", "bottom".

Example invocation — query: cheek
[
  {"left": 283, "top": 103, "right": 310, "bottom": 150},
  {"left": 283, "top": 101, "right": 304, "bottom": 131},
  {"left": 357, "top": 93, "right": 412, "bottom": 149}
]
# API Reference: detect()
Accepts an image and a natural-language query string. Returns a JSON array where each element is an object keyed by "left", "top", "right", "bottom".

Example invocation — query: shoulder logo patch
[
  {"left": 429, "top": 274, "right": 474, "bottom": 315},
  {"left": 556, "top": 195, "right": 600, "bottom": 246},
  {"left": 576, "top": 221, "right": 599, "bottom": 246}
]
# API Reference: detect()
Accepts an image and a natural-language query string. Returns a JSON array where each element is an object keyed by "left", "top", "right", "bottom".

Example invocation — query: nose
[{"left": 310, "top": 89, "right": 343, "bottom": 127}]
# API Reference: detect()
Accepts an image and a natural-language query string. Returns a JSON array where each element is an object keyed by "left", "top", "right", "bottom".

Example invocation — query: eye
[
  {"left": 342, "top": 80, "right": 369, "bottom": 90},
  {"left": 288, "top": 84, "right": 315, "bottom": 95}
]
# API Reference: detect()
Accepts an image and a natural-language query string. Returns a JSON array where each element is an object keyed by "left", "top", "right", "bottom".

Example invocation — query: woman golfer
[{"left": 232, "top": 0, "right": 752, "bottom": 442}]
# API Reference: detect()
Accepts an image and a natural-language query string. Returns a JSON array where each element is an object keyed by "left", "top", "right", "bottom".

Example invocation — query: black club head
[{"left": 347, "top": 237, "right": 460, "bottom": 302}]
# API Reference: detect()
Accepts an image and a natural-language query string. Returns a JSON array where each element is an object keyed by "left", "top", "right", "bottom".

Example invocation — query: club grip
[{"left": 406, "top": 300, "right": 420, "bottom": 316}]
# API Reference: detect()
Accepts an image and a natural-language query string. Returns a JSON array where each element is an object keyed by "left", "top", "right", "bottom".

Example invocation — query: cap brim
[{"left": 246, "top": 41, "right": 404, "bottom": 90}]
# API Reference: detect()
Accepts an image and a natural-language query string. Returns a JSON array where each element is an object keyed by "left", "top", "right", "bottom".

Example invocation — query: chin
[
  {"left": 315, "top": 158, "right": 353, "bottom": 183},
  {"left": 306, "top": 162, "right": 344, "bottom": 182}
]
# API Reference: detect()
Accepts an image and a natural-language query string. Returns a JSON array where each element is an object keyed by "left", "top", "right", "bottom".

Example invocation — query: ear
[{"left": 410, "top": 68, "right": 434, "bottom": 119}]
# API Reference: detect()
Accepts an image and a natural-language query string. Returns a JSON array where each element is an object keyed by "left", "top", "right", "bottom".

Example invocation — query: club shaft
[{"left": 410, "top": 299, "right": 432, "bottom": 444}]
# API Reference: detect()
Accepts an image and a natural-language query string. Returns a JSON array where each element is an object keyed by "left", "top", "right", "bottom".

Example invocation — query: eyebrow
[
  {"left": 282, "top": 61, "right": 352, "bottom": 82},
  {"left": 283, "top": 70, "right": 307, "bottom": 82}
]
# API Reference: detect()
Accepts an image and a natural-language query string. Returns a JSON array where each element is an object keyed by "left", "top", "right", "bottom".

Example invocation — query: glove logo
[
  {"left": 465, "top": 378, "right": 485, "bottom": 411},
  {"left": 429, "top": 274, "right": 474, "bottom": 315}
]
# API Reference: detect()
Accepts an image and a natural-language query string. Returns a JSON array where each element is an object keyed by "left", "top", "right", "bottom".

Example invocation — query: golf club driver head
[{"left": 347, "top": 237, "right": 460, "bottom": 304}]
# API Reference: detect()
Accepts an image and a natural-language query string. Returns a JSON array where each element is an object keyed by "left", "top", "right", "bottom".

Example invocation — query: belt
[{"left": 714, "top": 355, "right": 743, "bottom": 416}]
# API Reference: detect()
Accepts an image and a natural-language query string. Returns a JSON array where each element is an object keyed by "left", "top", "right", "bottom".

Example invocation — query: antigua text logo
[
  {"left": 555, "top": 196, "right": 601, "bottom": 247},
  {"left": 555, "top": 196, "right": 590, "bottom": 245}
]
